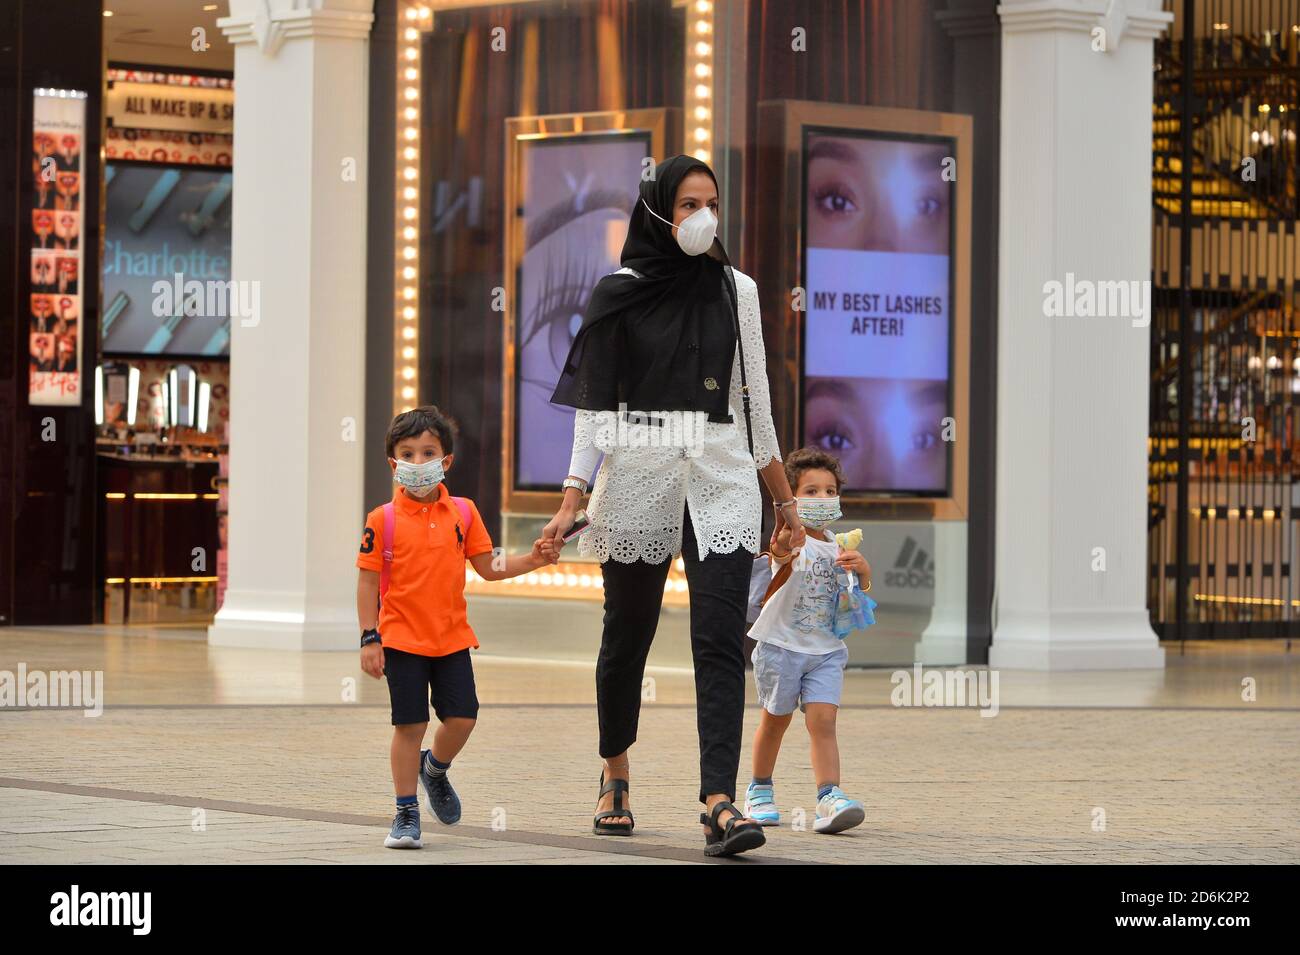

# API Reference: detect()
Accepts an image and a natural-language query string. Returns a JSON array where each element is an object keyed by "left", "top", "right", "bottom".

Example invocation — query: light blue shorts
[{"left": 751, "top": 641, "right": 848, "bottom": 715}]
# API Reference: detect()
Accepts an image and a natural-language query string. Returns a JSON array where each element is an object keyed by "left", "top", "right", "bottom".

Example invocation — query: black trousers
[{"left": 596, "top": 504, "right": 754, "bottom": 804}]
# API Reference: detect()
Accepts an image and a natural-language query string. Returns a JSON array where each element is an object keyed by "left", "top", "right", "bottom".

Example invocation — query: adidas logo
[{"left": 885, "top": 537, "right": 935, "bottom": 590}]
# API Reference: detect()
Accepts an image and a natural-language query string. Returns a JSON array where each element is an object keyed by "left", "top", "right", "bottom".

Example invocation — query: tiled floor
[{"left": 1, "top": 609, "right": 1297, "bottom": 865}]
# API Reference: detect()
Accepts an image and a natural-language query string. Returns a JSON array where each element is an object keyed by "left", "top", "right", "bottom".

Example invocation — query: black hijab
[{"left": 549, "top": 155, "right": 740, "bottom": 424}]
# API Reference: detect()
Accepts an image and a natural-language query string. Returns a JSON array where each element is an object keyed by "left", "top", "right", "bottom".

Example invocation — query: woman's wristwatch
[
  {"left": 562, "top": 476, "right": 588, "bottom": 495},
  {"left": 360, "top": 628, "right": 382, "bottom": 648}
]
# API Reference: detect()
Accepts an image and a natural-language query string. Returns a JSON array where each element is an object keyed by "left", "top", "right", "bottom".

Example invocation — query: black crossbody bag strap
[{"left": 726, "top": 271, "right": 755, "bottom": 460}]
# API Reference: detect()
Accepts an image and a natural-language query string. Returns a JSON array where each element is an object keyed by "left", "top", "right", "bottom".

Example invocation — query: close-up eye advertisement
[
  {"left": 0, "top": 0, "right": 1289, "bottom": 925},
  {"left": 802, "top": 130, "right": 955, "bottom": 495},
  {"left": 513, "top": 131, "right": 649, "bottom": 490}
]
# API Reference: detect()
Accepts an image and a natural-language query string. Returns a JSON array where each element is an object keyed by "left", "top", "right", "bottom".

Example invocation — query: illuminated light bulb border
[
  {"left": 393, "top": 2, "right": 433, "bottom": 416},
  {"left": 408, "top": 3, "right": 724, "bottom": 591},
  {"left": 463, "top": 560, "right": 691, "bottom": 607},
  {"left": 685, "top": 0, "right": 714, "bottom": 165},
  {"left": 393, "top": 1, "right": 716, "bottom": 414}
]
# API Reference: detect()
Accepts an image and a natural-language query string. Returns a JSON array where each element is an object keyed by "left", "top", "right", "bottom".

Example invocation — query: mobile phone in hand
[{"left": 561, "top": 510, "right": 591, "bottom": 543}]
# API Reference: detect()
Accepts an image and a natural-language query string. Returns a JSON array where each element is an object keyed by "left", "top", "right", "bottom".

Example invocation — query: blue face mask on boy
[{"left": 392, "top": 456, "right": 447, "bottom": 493}]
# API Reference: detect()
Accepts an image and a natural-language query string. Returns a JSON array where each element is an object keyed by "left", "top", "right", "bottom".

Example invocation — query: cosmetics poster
[
  {"left": 30, "top": 90, "right": 87, "bottom": 406},
  {"left": 802, "top": 130, "right": 955, "bottom": 494},
  {"left": 514, "top": 133, "right": 650, "bottom": 489}
]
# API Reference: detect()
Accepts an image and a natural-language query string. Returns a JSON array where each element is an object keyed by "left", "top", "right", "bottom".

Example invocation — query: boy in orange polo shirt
[{"left": 357, "top": 405, "right": 553, "bottom": 849}]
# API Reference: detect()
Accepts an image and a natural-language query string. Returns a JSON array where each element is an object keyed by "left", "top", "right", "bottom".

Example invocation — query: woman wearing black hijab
[{"left": 542, "top": 155, "right": 806, "bottom": 857}]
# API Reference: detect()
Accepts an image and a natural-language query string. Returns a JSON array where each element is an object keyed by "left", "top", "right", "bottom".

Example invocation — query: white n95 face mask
[{"left": 642, "top": 198, "right": 717, "bottom": 256}]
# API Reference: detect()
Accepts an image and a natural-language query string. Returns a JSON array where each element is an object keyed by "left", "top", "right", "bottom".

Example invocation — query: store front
[
  {"left": 1, "top": 0, "right": 103, "bottom": 627},
  {"left": 96, "top": 65, "right": 234, "bottom": 625},
  {"left": 1148, "top": 0, "right": 1300, "bottom": 639},
  {"left": 0, "top": 1, "right": 235, "bottom": 629},
  {"left": 384, "top": 0, "right": 1002, "bottom": 665},
  {"left": 2, "top": 0, "right": 1168, "bottom": 671}
]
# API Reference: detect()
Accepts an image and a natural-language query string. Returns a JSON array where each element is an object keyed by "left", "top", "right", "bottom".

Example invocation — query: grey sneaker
[
  {"left": 420, "top": 748, "right": 462, "bottom": 825},
  {"left": 383, "top": 804, "right": 423, "bottom": 848}
]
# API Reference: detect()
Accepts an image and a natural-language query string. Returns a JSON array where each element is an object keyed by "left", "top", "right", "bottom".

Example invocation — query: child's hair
[
  {"left": 784, "top": 446, "right": 845, "bottom": 494},
  {"left": 385, "top": 405, "right": 458, "bottom": 458}
]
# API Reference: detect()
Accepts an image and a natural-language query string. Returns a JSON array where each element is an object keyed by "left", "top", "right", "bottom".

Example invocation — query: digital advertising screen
[
  {"left": 102, "top": 161, "right": 233, "bottom": 357},
  {"left": 801, "top": 128, "right": 955, "bottom": 496},
  {"left": 513, "top": 131, "right": 651, "bottom": 490}
]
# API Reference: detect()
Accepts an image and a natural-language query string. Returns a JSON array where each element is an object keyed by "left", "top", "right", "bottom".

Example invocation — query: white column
[
  {"left": 208, "top": 0, "right": 375, "bottom": 651},
  {"left": 990, "top": 0, "right": 1170, "bottom": 670},
  {"left": 914, "top": 0, "right": 1002, "bottom": 667},
  {"left": 915, "top": 522, "right": 968, "bottom": 664}
]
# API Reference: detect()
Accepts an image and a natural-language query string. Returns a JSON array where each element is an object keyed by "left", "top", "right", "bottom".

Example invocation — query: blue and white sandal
[
  {"left": 814, "top": 786, "right": 865, "bottom": 834},
  {"left": 744, "top": 781, "right": 781, "bottom": 826}
]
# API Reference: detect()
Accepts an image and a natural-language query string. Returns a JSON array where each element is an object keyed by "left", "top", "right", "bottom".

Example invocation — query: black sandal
[
  {"left": 700, "top": 799, "right": 766, "bottom": 857},
  {"left": 593, "top": 771, "right": 634, "bottom": 836}
]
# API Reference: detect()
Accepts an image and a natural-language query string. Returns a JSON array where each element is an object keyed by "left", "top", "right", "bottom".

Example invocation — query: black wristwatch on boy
[{"left": 360, "top": 628, "right": 382, "bottom": 648}]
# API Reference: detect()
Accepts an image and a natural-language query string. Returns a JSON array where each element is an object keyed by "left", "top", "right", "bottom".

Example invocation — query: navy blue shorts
[{"left": 382, "top": 646, "right": 479, "bottom": 725}]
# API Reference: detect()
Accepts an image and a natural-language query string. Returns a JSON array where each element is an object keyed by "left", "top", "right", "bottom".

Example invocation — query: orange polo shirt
[{"left": 356, "top": 484, "right": 493, "bottom": 658}]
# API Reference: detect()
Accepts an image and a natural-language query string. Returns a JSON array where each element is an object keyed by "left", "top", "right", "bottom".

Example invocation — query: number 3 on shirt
[{"left": 359, "top": 526, "right": 375, "bottom": 554}]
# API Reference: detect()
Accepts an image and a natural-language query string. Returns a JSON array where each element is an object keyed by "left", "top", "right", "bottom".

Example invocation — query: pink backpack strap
[
  {"left": 452, "top": 496, "right": 472, "bottom": 538},
  {"left": 379, "top": 502, "right": 396, "bottom": 601}
]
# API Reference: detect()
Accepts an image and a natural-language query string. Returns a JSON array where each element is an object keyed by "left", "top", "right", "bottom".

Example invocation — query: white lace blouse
[{"left": 565, "top": 266, "right": 782, "bottom": 564}]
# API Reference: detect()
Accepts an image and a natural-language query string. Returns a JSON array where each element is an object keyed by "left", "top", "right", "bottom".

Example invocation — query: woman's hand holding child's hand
[
  {"left": 536, "top": 535, "right": 563, "bottom": 562},
  {"left": 540, "top": 506, "right": 577, "bottom": 560},
  {"left": 533, "top": 537, "right": 560, "bottom": 565},
  {"left": 770, "top": 525, "right": 796, "bottom": 562},
  {"left": 772, "top": 501, "right": 807, "bottom": 553}
]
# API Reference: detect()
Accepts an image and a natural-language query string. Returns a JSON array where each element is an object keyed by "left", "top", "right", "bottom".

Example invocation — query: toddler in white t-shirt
[{"left": 745, "top": 447, "right": 872, "bottom": 834}]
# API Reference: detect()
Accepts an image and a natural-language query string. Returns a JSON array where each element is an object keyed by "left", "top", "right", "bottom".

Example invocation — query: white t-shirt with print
[{"left": 748, "top": 529, "right": 844, "bottom": 655}]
